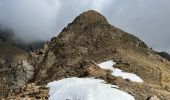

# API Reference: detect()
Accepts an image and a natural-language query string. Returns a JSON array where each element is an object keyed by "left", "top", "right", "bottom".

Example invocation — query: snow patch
[
  {"left": 98, "top": 60, "right": 143, "bottom": 83},
  {"left": 47, "top": 77, "right": 135, "bottom": 100},
  {"left": 98, "top": 60, "right": 116, "bottom": 70}
]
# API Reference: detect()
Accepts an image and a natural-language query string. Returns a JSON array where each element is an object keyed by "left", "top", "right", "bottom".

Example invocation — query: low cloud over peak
[{"left": 0, "top": 0, "right": 170, "bottom": 52}]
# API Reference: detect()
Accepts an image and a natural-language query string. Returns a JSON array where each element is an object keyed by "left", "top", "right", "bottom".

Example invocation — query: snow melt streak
[
  {"left": 47, "top": 77, "right": 135, "bottom": 100},
  {"left": 98, "top": 60, "right": 143, "bottom": 83}
]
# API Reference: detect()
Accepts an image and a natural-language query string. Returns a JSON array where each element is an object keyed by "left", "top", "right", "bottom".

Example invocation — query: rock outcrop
[{"left": 6, "top": 83, "right": 48, "bottom": 100}]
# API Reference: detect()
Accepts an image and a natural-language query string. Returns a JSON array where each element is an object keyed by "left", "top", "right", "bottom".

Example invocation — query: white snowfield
[
  {"left": 47, "top": 77, "right": 135, "bottom": 100},
  {"left": 98, "top": 60, "right": 143, "bottom": 83}
]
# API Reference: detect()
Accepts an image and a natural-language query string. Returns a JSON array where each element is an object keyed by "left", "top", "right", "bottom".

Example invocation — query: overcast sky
[{"left": 0, "top": 0, "right": 170, "bottom": 52}]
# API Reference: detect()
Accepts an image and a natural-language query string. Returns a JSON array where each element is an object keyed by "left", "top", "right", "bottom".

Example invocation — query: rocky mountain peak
[
  {"left": 71, "top": 10, "right": 108, "bottom": 26},
  {"left": 32, "top": 11, "right": 154, "bottom": 85},
  {"left": 49, "top": 11, "right": 149, "bottom": 58}
]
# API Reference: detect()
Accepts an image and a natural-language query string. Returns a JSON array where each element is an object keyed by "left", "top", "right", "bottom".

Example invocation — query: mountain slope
[
  {"left": 0, "top": 31, "right": 35, "bottom": 98},
  {"left": 0, "top": 33, "right": 28, "bottom": 60},
  {"left": 28, "top": 10, "right": 170, "bottom": 99}
]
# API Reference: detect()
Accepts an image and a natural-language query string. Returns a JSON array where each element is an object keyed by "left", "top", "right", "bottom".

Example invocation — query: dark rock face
[{"left": 157, "top": 51, "right": 170, "bottom": 61}]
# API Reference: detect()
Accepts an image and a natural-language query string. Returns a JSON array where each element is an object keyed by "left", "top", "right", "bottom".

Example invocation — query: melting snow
[
  {"left": 98, "top": 60, "right": 143, "bottom": 83},
  {"left": 47, "top": 77, "right": 135, "bottom": 100}
]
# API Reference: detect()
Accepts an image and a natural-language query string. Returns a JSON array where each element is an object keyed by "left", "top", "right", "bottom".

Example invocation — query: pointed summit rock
[{"left": 71, "top": 10, "right": 108, "bottom": 25}]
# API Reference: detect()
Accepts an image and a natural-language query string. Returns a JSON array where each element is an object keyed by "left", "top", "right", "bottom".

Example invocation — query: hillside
[
  {"left": 27, "top": 10, "right": 170, "bottom": 99},
  {"left": 0, "top": 31, "right": 34, "bottom": 98}
]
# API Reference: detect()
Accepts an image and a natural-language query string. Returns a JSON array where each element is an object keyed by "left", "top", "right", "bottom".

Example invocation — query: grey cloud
[
  {"left": 0, "top": 0, "right": 170, "bottom": 52},
  {"left": 0, "top": 0, "right": 61, "bottom": 42}
]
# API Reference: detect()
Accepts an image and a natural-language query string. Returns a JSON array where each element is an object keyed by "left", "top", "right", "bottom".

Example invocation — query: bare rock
[
  {"left": 147, "top": 95, "right": 160, "bottom": 100},
  {"left": 6, "top": 83, "right": 48, "bottom": 100},
  {"left": 0, "top": 60, "right": 34, "bottom": 98}
]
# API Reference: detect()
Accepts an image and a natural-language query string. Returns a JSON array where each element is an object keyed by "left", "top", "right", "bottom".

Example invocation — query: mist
[
  {"left": 0, "top": 0, "right": 61, "bottom": 43},
  {"left": 0, "top": 0, "right": 170, "bottom": 53}
]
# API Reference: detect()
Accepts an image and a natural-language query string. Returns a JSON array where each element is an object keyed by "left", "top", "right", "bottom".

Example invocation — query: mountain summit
[{"left": 71, "top": 10, "right": 108, "bottom": 25}]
